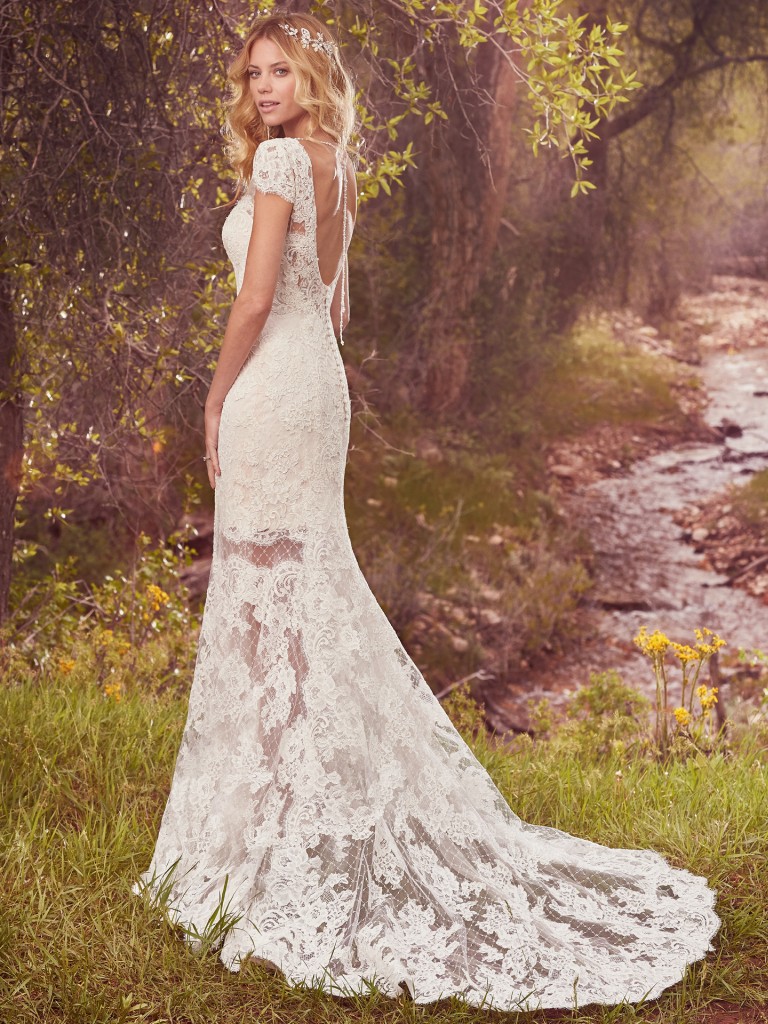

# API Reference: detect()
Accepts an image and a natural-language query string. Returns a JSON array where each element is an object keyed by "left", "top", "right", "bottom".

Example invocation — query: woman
[{"left": 133, "top": 12, "right": 721, "bottom": 1011}]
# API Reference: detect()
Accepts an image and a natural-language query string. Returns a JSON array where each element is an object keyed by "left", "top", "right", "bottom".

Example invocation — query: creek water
[
  {"left": 489, "top": 279, "right": 768, "bottom": 727},
  {"left": 580, "top": 343, "right": 768, "bottom": 688}
]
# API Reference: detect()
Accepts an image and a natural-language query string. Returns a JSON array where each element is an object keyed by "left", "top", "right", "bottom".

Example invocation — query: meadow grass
[{"left": 1, "top": 671, "right": 767, "bottom": 1024}]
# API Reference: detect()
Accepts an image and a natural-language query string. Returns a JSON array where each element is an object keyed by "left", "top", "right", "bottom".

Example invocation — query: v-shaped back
[
  {"left": 294, "top": 138, "right": 353, "bottom": 290},
  {"left": 221, "top": 135, "right": 354, "bottom": 345}
]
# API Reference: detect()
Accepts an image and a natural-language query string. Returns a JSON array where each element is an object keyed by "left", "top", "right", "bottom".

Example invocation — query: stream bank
[{"left": 482, "top": 276, "right": 768, "bottom": 735}]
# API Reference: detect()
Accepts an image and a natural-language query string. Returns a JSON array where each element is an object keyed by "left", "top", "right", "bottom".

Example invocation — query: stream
[
  {"left": 581, "top": 344, "right": 768, "bottom": 678},
  {"left": 487, "top": 278, "right": 768, "bottom": 728}
]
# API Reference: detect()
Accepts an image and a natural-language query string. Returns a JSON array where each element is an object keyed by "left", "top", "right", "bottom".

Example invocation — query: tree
[
  {"left": 550, "top": 0, "right": 768, "bottom": 314},
  {"left": 0, "top": 0, "right": 637, "bottom": 623}
]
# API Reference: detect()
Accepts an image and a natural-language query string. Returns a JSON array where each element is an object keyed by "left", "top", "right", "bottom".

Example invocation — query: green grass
[
  {"left": 1, "top": 671, "right": 767, "bottom": 1023},
  {"left": 527, "top": 320, "right": 683, "bottom": 440},
  {"left": 729, "top": 469, "right": 768, "bottom": 539}
]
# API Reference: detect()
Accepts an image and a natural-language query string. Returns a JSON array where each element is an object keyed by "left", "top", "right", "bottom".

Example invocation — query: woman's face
[{"left": 248, "top": 35, "right": 307, "bottom": 133}]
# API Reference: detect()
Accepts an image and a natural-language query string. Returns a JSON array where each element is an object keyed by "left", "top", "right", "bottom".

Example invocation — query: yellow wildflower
[
  {"left": 103, "top": 681, "right": 122, "bottom": 702},
  {"left": 147, "top": 583, "right": 170, "bottom": 612},
  {"left": 58, "top": 657, "right": 76, "bottom": 675},
  {"left": 699, "top": 686, "right": 719, "bottom": 711},
  {"left": 671, "top": 643, "right": 699, "bottom": 663},
  {"left": 694, "top": 628, "right": 726, "bottom": 655},
  {"left": 673, "top": 706, "right": 692, "bottom": 727},
  {"left": 634, "top": 626, "right": 671, "bottom": 657},
  {"left": 696, "top": 684, "right": 707, "bottom": 699}
]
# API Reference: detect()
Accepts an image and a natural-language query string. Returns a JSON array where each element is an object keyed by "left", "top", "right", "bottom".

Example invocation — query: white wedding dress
[{"left": 132, "top": 136, "right": 721, "bottom": 1011}]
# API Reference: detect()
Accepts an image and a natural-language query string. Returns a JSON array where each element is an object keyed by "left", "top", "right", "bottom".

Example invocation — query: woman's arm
[{"left": 204, "top": 190, "right": 292, "bottom": 488}]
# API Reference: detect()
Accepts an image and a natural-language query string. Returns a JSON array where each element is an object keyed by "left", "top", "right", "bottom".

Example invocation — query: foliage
[
  {"left": 728, "top": 468, "right": 768, "bottom": 541},
  {"left": 339, "top": 0, "right": 640, "bottom": 189},
  {"left": 2, "top": 531, "right": 196, "bottom": 698},
  {"left": 441, "top": 680, "right": 488, "bottom": 738}
]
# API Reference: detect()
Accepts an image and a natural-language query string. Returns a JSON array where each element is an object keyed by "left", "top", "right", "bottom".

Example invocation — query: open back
[{"left": 293, "top": 138, "right": 355, "bottom": 289}]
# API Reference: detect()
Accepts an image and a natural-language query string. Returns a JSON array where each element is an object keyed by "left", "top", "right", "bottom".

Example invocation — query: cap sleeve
[{"left": 251, "top": 140, "right": 296, "bottom": 204}]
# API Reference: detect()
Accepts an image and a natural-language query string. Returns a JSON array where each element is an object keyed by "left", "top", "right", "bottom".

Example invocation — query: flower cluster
[
  {"left": 96, "top": 627, "right": 131, "bottom": 655},
  {"left": 147, "top": 584, "right": 170, "bottom": 612},
  {"left": 634, "top": 626, "right": 726, "bottom": 663},
  {"left": 696, "top": 684, "right": 719, "bottom": 712},
  {"left": 671, "top": 643, "right": 698, "bottom": 663},
  {"left": 633, "top": 624, "right": 726, "bottom": 755},
  {"left": 673, "top": 706, "right": 691, "bottom": 727},
  {"left": 694, "top": 627, "right": 727, "bottom": 657},
  {"left": 103, "top": 681, "right": 122, "bottom": 702},
  {"left": 633, "top": 627, "right": 670, "bottom": 656}
]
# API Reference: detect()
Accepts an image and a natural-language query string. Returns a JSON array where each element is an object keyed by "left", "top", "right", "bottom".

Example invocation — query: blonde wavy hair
[{"left": 224, "top": 12, "right": 357, "bottom": 190}]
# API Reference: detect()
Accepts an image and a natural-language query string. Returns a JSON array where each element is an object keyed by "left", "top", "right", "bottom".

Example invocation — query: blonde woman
[{"left": 133, "top": 11, "right": 721, "bottom": 1011}]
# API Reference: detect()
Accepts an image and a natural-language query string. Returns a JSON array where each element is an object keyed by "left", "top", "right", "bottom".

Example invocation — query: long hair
[{"left": 224, "top": 12, "right": 357, "bottom": 189}]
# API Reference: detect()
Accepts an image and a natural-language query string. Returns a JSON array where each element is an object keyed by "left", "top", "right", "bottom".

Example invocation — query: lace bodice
[{"left": 222, "top": 137, "right": 351, "bottom": 341}]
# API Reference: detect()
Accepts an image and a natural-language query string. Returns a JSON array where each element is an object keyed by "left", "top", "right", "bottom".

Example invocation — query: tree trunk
[
  {"left": 0, "top": 271, "right": 23, "bottom": 626},
  {"left": 409, "top": 47, "right": 518, "bottom": 415}
]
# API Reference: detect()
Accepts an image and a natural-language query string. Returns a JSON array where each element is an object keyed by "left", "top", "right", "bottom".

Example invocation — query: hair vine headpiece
[{"left": 279, "top": 22, "right": 336, "bottom": 56}]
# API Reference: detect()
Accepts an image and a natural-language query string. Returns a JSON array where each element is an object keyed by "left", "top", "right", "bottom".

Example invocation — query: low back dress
[{"left": 132, "top": 135, "right": 721, "bottom": 1011}]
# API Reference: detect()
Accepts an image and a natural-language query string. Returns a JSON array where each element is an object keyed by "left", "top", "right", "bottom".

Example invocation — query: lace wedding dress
[{"left": 132, "top": 136, "right": 721, "bottom": 1011}]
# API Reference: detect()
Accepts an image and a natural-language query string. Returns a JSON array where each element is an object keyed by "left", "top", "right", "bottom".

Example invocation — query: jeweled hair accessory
[{"left": 279, "top": 22, "right": 336, "bottom": 56}]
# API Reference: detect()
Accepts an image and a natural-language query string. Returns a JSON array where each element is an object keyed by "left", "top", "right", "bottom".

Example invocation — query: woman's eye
[{"left": 248, "top": 70, "right": 259, "bottom": 78}]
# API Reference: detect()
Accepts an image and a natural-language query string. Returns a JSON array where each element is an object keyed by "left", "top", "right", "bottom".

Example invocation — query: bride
[{"left": 132, "top": 11, "right": 721, "bottom": 1011}]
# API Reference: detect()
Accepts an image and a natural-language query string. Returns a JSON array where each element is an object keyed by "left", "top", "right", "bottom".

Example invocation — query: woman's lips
[{"left": 260, "top": 101, "right": 278, "bottom": 109}]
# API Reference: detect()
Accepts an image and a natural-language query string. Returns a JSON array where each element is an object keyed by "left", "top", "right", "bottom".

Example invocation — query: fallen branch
[{"left": 435, "top": 669, "right": 493, "bottom": 701}]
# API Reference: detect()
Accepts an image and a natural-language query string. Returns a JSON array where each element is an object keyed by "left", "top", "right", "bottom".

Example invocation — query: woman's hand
[{"left": 204, "top": 401, "right": 222, "bottom": 490}]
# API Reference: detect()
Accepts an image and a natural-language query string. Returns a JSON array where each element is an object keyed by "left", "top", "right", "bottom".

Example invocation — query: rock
[
  {"left": 479, "top": 608, "right": 503, "bottom": 627},
  {"left": 448, "top": 605, "right": 470, "bottom": 625},
  {"left": 488, "top": 534, "right": 505, "bottom": 546},
  {"left": 550, "top": 464, "right": 578, "bottom": 479},
  {"left": 692, "top": 527, "right": 710, "bottom": 543},
  {"left": 479, "top": 585, "right": 502, "bottom": 602},
  {"left": 417, "top": 441, "right": 444, "bottom": 463},
  {"left": 382, "top": 475, "right": 398, "bottom": 488},
  {"left": 717, "top": 418, "right": 744, "bottom": 438},
  {"left": 450, "top": 635, "right": 470, "bottom": 653}
]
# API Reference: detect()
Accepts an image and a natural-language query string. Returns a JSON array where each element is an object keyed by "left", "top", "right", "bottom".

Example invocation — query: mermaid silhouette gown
[{"left": 132, "top": 136, "right": 721, "bottom": 1010}]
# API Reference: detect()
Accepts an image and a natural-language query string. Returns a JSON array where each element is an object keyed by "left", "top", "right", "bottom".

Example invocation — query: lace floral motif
[{"left": 132, "top": 137, "right": 721, "bottom": 1011}]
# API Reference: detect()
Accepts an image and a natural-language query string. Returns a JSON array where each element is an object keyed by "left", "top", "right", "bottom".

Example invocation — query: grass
[
  {"left": 728, "top": 469, "right": 768, "bottom": 540},
  {"left": 1, "top": 669, "right": 767, "bottom": 1023},
  {"left": 525, "top": 319, "right": 684, "bottom": 441}
]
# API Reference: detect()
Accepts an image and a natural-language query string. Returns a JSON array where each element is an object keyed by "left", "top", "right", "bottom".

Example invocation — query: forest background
[
  {"left": 3, "top": 3, "right": 768, "bottom": 1021},
  {"left": 2, "top": 0, "right": 768, "bottom": 707}
]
